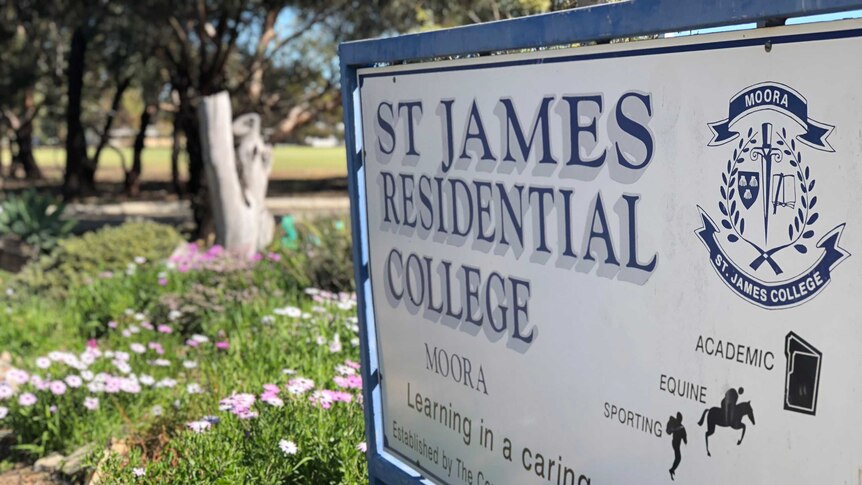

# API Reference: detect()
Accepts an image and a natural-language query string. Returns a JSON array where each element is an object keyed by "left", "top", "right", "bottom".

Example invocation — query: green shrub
[
  {"left": 278, "top": 218, "right": 354, "bottom": 292},
  {"left": 14, "top": 220, "right": 184, "bottom": 297}
]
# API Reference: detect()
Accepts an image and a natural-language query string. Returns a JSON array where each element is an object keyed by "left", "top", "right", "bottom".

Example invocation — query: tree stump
[{"left": 197, "top": 91, "right": 274, "bottom": 256}]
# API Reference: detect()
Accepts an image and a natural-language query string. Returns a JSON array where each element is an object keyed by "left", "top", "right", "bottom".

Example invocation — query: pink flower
[
  {"left": 251, "top": 253, "right": 263, "bottom": 262},
  {"left": 215, "top": 341, "right": 230, "bottom": 350},
  {"left": 155, "top": 378, "right": 177, "bottom": 389},
  {"left": 191, "top": 334, "right": 209, "bottom": 344},
  {"left": 157, "top": 325, "right": 173, "bottom": 334},
  {"left": 6, "top": 369, "right": 29, "bottom": 385},
  {"left": 148, "top": 342, "right": 164, "bottom": 355},
  {"left": 50, "top": 381, "right": 68, "bottom": 396},
  {"left": 121, "top": 379, "right": 142, "bottom": 394},
  {"left": 236, "top": 409, "right": 259, "bottom": 420},
  {"left": 35, "top": 357, "right": 51, "bottom": 369},
  {"left": 140, "top": 321, "right": 154, "bottom": 330},
  {"left": 310, "top": 390, "right": 352, "bottom": 409},
  {"left": 309, "top": 391, "right": 333, "bottom": 409},
  {"left": 87, "top": 339, "right": 99, "bottom": 349},
  {"left": 65, "top": 375, "right": 83, "bottom": 388},
  {"left": 0, "top": 406, "right": 8, "bottom": 420},
  {"left": 187, "top": 420, "right": 212, "bottom": 433},
  {"left": 333, "top": 375, "right": 362, "bottom": 390},
  {"left": 186, "top": 339, "right": 199, "bottom": 348},
  {"left": 345, "top": 360, "right": 361, "bottom": 370},
  {"left": 329, "top": 390, "right": 353, "bottom": 403},
  {"left": 286, "top": 378, "right": 315, "bottom": 395},
  {"left": 260, "top": 384, "right": 284, "bottom": 402},
  {"left": 206, "top": 245, "right": 224, "bottom": 258},
  {"left": 18, "top": 393, "right": 37, "bottom": 407},
  {"left": 219, "top": 393, "right": 256, "bottom": 417},
  {"left": 33, "top": 377, "right": 51, "bottom": 391},
  {"left": 108, "top": 321, "right": 118, "bottom": 329},
  {"left": 158, "top": 277, "right": 168, "bottom": 286},
  {"left": 262, "top": 395, "right": 284, "bottom": 407},
  {"left": 105, "top": 378, "right": 122, "bottom": 394},
  {"left": 132, "top": 467, "right": 146, "bottom": 478},
  {"left": 267, "top": 252, "right": 282, "bottom": 262},
  {"left": 84, "top": 397, "right": 99, "bottom": 411},
  {"left": 357, "top": 442, "right": 367, "bottom": 453}
]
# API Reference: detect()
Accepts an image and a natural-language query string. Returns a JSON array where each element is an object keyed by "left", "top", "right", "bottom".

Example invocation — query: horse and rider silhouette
[{"left": 698, "top": 387, "right": 756, "bottom": 456}]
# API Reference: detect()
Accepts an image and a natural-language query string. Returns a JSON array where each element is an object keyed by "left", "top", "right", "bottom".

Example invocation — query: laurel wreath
[
  {"left": 718, "top": 126, "right": 818, "bottom": 255},
  {"left": 778, "top": 128, "right": 818, "bottom": 254}
]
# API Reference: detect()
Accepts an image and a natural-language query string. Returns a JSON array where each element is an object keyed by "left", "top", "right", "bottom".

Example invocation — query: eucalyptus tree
[
  {"left": 62, "top": 0, "right": 163, "bottom": 196},
  {"left": 0, "top": 0, "right": 64, "bottom": 179},
  {"left": 128, "top": 0, "right": 430, "bottom": 237}
]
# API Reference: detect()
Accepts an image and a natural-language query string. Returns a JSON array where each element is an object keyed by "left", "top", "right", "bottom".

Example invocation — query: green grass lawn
[{"left": 5, "top": 145, "right": 348, "bottom": 181}]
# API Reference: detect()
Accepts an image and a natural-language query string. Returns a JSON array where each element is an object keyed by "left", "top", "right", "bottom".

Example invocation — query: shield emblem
[{"left": 737, "top": 170, "right": 760, "bottom": 210}]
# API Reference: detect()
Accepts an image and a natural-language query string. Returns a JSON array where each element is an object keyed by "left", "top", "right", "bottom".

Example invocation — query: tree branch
[
  {"left": 196, "top": 0, "right": 209, "bottom": 82},
  {"left": 271, "top": 83, "right": 340, "bottom": 141},
  {"left": 231, "top": 4, "right": 339, "bottom": 98},
  {"left": 0, "top": 109, "right": 21, "bottom": 131},
  {"left": 208, "top": 16, "right": 241, "bottom": 92},
  {"left": 207, "top": 8, "right": 230, "bottom": 70},
  {"left": 168, "top": 15, "right": 195, "bottom": 72},
  {"left": 90, "top": 76, "right": 132, "bottom": 169}
]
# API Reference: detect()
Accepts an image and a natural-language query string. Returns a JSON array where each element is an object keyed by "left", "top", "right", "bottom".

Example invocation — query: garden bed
[{"left": 0, "top": 219, "right": 364, "bottom": 483}]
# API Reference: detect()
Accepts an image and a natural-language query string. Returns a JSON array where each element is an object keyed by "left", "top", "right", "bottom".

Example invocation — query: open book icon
[
  {"left": 773, "top": 174, "right": 796, "bottom": 214},
  {"left": 784, "top": 332, "right": 822, "bottom": 416}
]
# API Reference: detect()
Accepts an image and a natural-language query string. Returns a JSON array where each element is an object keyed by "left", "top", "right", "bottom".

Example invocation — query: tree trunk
[
  {"left": 12, "top": 122, "right": 42, "bottom": 180},
  {"left": 179, "top": 92, "right": 213, "bottom": 240},
  {"left": 170, "top": 111, "right": 183, "bottom": 196},
  {"left": 4, "top": 88, "right": 43, "bottom": 180},
  {"left": 0, "top": 133, "right": 6, "bottom": 179},
  {"left": 64, "top": 26, "right": 93, "bottom": 197},
  {"left": 126, "top": 103, "right": 156, "bottom": 196},
  {"left": 198, "top": 91, "right": 274, "bottom": 256}
]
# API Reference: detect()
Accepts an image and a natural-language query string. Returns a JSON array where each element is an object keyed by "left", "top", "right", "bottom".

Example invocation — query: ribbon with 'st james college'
[{"left": 696, "top": 209, "right": 848, "bottom": 309}]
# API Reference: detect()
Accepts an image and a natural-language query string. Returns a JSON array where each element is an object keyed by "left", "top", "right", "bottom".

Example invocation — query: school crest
[{"left": 696, "top": 82, "right": 849, "bottom": 309}]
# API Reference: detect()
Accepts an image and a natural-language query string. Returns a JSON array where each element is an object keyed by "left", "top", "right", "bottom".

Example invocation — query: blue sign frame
[{"left": 338, "top": 1, "right": 862, "bottom": 483}]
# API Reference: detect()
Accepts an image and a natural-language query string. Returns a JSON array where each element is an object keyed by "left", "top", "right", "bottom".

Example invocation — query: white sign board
[{"left": 357, "top": 20, "right": 862, "bottom": 484}]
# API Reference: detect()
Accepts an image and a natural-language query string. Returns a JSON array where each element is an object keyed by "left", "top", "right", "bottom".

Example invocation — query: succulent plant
[{"left": 0, "top": 190, "right": 76, "bottom": 254}]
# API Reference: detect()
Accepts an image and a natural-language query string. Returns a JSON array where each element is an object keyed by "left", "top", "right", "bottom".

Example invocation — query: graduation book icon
[{"left": 784, "top": 332, "right": 822, "bottom": 416}]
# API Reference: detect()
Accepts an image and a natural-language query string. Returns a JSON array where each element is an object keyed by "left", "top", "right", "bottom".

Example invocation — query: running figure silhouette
[{"left": 666, "top": 412, "right": 687, "bottom": 481}]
